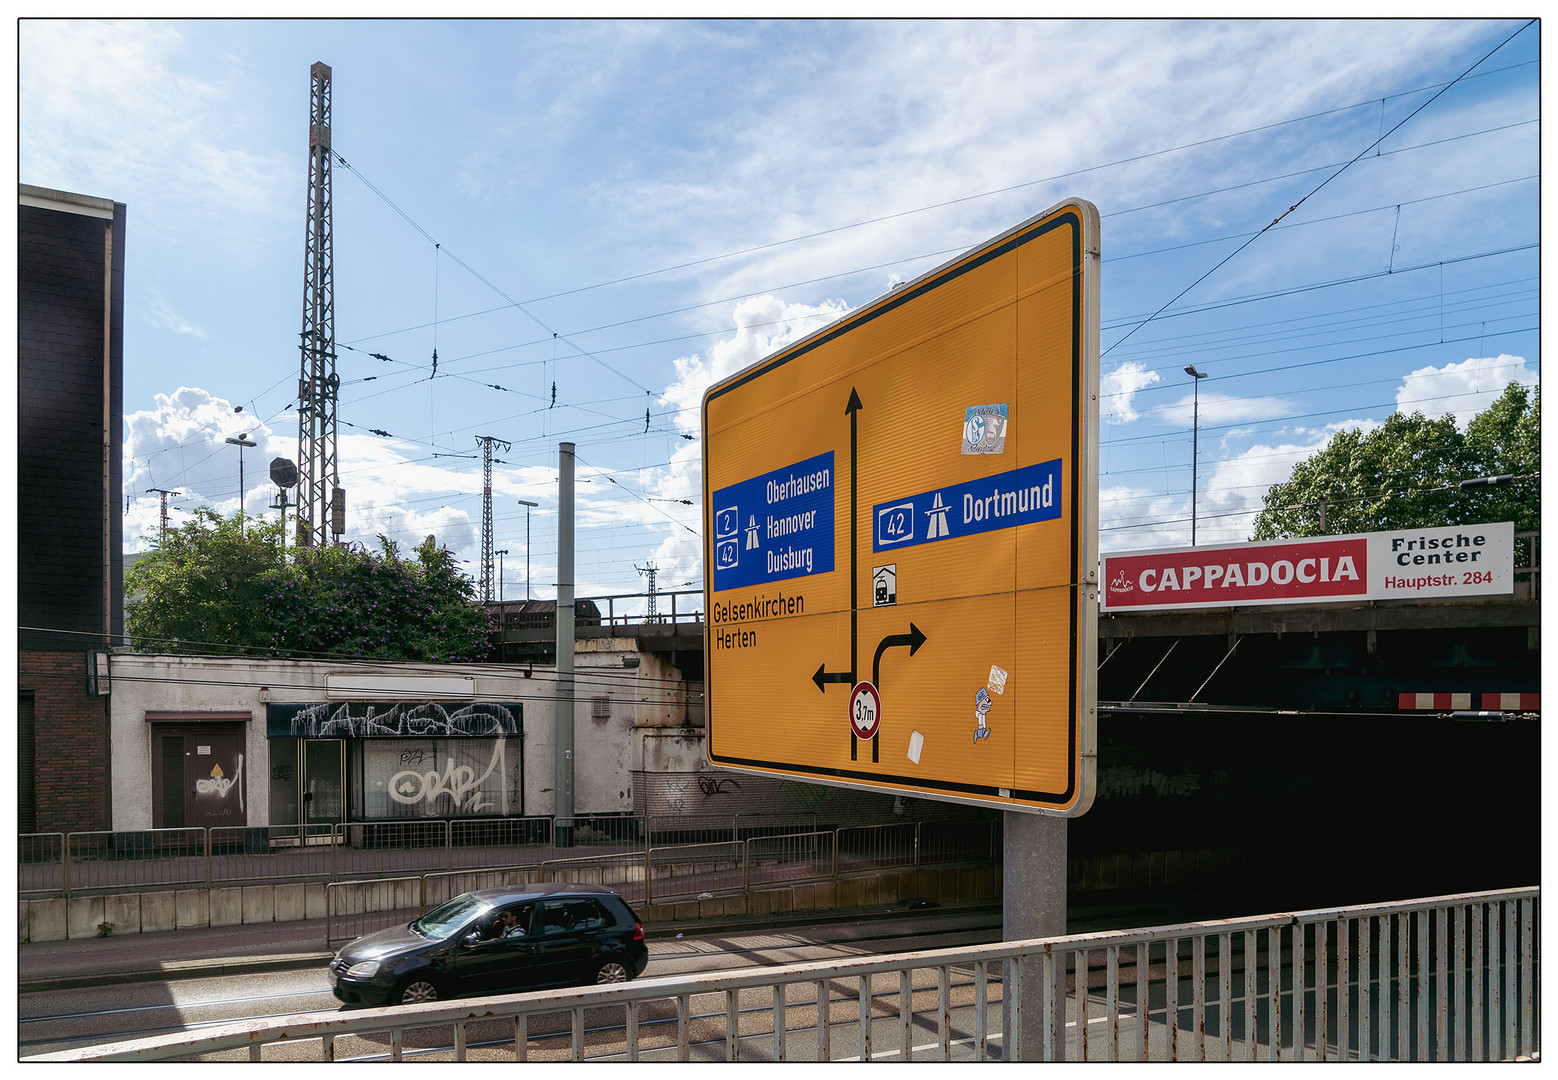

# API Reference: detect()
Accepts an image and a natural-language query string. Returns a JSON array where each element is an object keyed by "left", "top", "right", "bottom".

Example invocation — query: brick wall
[{"left": 18, "top": 650, "right": 111, "bottom": 833}]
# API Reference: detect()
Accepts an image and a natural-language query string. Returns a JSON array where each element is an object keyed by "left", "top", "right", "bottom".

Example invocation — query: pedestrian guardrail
[
  {"left": 23, "top": 812, "right": 988, "bottom": 900},
  {"left": 320, "top": 821, "right": 995, "bottom": 946},
  {"left": 31, "top": 888, "right": 1539, "bottom": 1062}
]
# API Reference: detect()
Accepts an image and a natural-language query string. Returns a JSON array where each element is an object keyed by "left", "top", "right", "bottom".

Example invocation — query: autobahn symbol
[{"left": 849, "top": 681, "right": 882, "bottom": 741}]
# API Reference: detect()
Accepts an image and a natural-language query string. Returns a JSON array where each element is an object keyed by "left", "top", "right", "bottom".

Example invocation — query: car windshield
[{"left": 410, "top": 894, "right": 492, "bottom": 939}]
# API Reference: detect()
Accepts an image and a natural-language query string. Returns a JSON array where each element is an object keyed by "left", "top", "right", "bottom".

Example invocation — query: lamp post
[
  {"left": 495, "top": 549, "right": 508, "bottom": 603},
  {"left": 518, "top": 499, "right": 538, "bottom": 600},
  {"left": 1184, "top": 366, "right": 1208, "bottom": 546},
  {"left": 225, "top": 433, "right": 257, "bottom": 534}
]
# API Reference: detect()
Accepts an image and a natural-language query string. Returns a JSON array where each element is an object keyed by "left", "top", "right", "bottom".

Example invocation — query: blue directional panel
[{"left": 711, "top": 451, "right": 835, "bottom": 591}]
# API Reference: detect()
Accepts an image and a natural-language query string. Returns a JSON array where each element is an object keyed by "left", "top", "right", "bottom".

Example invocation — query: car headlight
[{"left": 345, "top": 960, "right": 381, "bottom": 979}]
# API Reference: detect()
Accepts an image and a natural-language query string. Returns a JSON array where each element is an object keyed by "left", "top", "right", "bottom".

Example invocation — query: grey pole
[
  {"left": 518, "top": 499, "right": 538, "bottom": 600},
  {"left": 1184, "top": 365, "right": 1208, "bottom": 546},
  {"left": 553, "top": 445, "right": 575, "bottom": 848},
  {"left": 1002, "top": 813, "right": 1067, "bottom": 1060},
  {"left": 225, "top": 434, "right": 257, "bottom": 534}
]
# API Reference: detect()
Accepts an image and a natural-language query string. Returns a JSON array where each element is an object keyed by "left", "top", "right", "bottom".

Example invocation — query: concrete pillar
[{"left": 1002, "top": 812, "right": 1066, "bottom": 1061}]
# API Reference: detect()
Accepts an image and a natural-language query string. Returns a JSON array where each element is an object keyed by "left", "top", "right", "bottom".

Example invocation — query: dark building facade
[{"left": 18, "top": 184, "right": 127, "bottom": 833}]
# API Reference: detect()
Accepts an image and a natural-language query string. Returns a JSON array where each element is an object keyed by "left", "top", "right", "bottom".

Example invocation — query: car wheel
[
  {"left": 398, "top": 977, "right": 441, "bottom": 1004},
  {"left": 593, "top": 957, "right": 631, "bottom": 984}
]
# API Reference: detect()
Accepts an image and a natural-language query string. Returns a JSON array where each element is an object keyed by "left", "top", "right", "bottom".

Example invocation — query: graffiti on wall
[
  {"left": 270, "top": 701, "right": 521, "bottom": 738},
  {"left": 195, "top": 754, "right": 245, "bottom": 814},
  {"left": 388, "top": 741, "right": 504, "bottom": 814}
]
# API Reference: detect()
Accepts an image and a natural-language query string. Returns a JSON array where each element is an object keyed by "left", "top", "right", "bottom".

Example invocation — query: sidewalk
[{"left": 18, "top": 898, "right": 996, "bottom": 994}]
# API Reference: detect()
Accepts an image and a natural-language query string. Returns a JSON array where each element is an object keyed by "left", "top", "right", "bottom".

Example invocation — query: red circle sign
[{"left": 849, "top": 681, "right": 882, "bottom": 740}]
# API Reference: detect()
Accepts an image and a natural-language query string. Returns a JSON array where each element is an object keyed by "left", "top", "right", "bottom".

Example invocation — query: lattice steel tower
[
  {"left": 636, "top": 561, "right": 659, "bottom": 622},
  {"left": 476, "top": 435, "right": 511, "bottom": 602},
  {"left": 296, "top": 61, "right": 339, "bottom": 547}
]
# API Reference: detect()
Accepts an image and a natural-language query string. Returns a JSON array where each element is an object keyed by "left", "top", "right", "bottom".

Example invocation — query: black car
[{"left": 328, "top": 883, "right": 648, "bottom": 1006}]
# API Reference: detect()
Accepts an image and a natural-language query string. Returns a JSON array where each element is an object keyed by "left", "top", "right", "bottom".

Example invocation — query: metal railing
[
  {"left": 583, "top": 590, "right": 703, "bottom": 628},
  {"left": 23, "top": 814, "right": 985, "bottom": 900},
  {"left": 643, "top": 812, "right": 822, "bottom": 847},
  {"left": 743, "top": 831, "right": 834, "bottom": 894},
  {"left": 23, "top": 814, "right": 652, "bottom": 899},
  {"left": 648, "top": 841, "right": 743, "bottom": 903},
  {"left": 31, "top": 888, "right": 1538, "bottom": 1063},
  {"left": 320, "top": 822, "right": 995, "bottom": 945},
  {"left": 1515, "top": 530, "right": 1539, "bottom": 597}
]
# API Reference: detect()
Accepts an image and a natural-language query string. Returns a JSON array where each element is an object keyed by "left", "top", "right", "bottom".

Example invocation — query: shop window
[{"left": 356, "top": 737, "right": 524, "bottom": 819}]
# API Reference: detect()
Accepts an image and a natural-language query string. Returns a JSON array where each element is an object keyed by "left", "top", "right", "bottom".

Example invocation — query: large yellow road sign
[{"left": 702, "top": 200, "right": 1099, "bottom": 815}]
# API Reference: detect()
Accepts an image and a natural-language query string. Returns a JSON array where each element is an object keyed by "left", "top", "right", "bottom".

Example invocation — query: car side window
[
  {"left": 567, "top": 900, "right": 607, "bottom": 930},
  {"left": 539, "top": 900, "right": 574, "bottom": 934}
]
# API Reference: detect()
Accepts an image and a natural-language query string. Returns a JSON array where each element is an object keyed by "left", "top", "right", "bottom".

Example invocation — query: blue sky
[{"left": 17, "top": 18, "right": 1540, "bottom": 608}]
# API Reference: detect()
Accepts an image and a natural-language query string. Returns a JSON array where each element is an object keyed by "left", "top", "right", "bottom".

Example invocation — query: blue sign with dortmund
[
  {"left": 872, "top": 458, "right": 1062, "bottom": 553},
  {"left": 712, "top": 451, "right": 836, "bottom": 591}
]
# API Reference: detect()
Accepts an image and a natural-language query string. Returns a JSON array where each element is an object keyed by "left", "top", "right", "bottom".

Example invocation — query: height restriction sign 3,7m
[{"left": 702, "top": 199, "right": 1100, "bottom": 816}]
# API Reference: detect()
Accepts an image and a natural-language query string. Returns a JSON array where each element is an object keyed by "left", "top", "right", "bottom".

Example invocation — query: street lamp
[
  {"left": 518, "top": 499, "right": 538, "bottom": 600},
  {"left": 495, "top": 549, "right": 508, "bottom": 603},
  {"left": 225, "top": 433, "right": 257, "bottom": 534},
  {"left": 1184, "top": 366, "right": 1209, "bottom": 546}
]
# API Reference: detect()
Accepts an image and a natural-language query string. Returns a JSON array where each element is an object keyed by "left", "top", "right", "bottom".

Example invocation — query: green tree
[
  {"left": 125, "top": 509, "right": 287, "bottom": 654},
  {"left": 1252, "top": 382, "right": 1539, "bottom": 540},
  {"left": 126, "top": 511, "right": 493, "bottom": 661},
  {"left": 265, "top": 536, "right": 494, "bottom": 662}
]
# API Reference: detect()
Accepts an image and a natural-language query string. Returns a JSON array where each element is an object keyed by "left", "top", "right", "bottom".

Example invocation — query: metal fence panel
[
  {"left": 647, "top": 842, "right": 743, "bottom": 904},
  {"left": 422, "top": 864, "right": 544, "bottom": 908},
  {"left": 65, "top": 828, "right": 208, "bottom": 895},
  {"left": 18, "top": 832, "right": 64, "bottom": 897},
  {"left": 743, "top": 832, "right": 834, "bottom": 893},
  {"left": 542, "top": 851, "right": 650, "bottom": 905},
  {"left": 208, "top": 824, "right": 337, "bottom": 886},
  {"left": 646, "top": 814, "right": 736, "bottom": 848},
  {"left": 568, "top": 814, "right": 647, "bottom": 848},
  {"left": 836, "top": 822, "right": 916, "bottom": 877},
  {"left": 325, "top": 876, "right": 425, "bottom": 946}
]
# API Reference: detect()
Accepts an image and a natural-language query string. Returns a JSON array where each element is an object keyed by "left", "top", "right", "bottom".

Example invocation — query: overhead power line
[{"left": 1101, "top": 19, "right": 1536, "bottom": 358}]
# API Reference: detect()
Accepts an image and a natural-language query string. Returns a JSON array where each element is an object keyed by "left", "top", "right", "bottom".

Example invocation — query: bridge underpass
[{"left": 501, "top": 589, "right": 1538, "bottom": 920}]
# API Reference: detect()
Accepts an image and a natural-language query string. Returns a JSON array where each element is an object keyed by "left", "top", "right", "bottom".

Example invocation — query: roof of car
[{"left": 464, "top": 882, "right": 619, "bottom": 905}]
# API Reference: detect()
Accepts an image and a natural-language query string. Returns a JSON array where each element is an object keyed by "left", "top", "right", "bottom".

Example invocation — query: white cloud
[
  {"left": 637, "top": 295, "right": 852, "bottom": 585},
  {"left": 19, "top": 20, "right": 291, "bottom": 247},
  {"left": 138, "top": 296, "right": 205, "bottom": 337},
  {"left": 123, "top": 388, "right": 275, "bottom": 540},
  {"left": 1101, "top": 361, "right": 1161, "bottom": 422},
  {"left": 1394, "top": 354, "right": 1536, "bottom": 428}
]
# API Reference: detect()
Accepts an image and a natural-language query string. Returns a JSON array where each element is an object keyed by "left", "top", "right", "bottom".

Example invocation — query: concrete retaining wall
[
  {"left": 16, "top": 864, "right": 1003, "bottom": 943},
  {"left": 17, "top": 848, "right": 1226, "bottom": 942},
  {"left": 19, "top": 882, "right": 330, "bottom": 943}
]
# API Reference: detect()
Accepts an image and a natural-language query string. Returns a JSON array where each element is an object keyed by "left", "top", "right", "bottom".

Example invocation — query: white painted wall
[{"left": 109, "top": 641, "right": 705, "bottom": 830}]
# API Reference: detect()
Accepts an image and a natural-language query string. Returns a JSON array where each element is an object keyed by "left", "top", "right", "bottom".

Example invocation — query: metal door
[
  {"left": 302, "top": 739, "right": 344, "bottom": 825},
  {"left": 186, "top": 730, "right": 247, "bottom": 830}
]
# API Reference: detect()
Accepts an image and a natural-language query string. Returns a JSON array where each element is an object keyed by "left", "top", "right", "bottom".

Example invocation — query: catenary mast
[{"left": 296, "top": 61, "right": 340, "bottom": 547}]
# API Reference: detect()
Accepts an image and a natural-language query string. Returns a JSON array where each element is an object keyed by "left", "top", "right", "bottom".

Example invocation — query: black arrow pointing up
[
  {"left": 846, "top": 386, "right": 863, "bottom": 675},
  {"left": 846, "top": 387, "right": 864, "bottom": 761}
]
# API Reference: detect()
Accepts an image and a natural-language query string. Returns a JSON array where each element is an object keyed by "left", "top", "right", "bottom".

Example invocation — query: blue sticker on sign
[
  {"left": 873, "top": 459, "right": 1062, "bottom": 552},
  {"left": 712, "top": 451, "right": 835, "bottom": 591}
]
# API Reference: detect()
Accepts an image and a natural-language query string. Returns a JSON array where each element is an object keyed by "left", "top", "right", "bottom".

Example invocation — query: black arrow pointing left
[{"left": 812, "top": 662, "right": 852, "bottom": 692}]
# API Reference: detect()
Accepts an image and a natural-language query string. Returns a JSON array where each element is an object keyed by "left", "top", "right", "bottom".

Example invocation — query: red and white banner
[{"left": 1101, "top": 522, "right": 1515, "bottom": 612}]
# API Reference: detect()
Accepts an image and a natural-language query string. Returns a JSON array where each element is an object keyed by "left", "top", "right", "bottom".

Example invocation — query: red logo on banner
[{"left": 1103, "top": 538, "right": 1368, "bottom": 609}]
